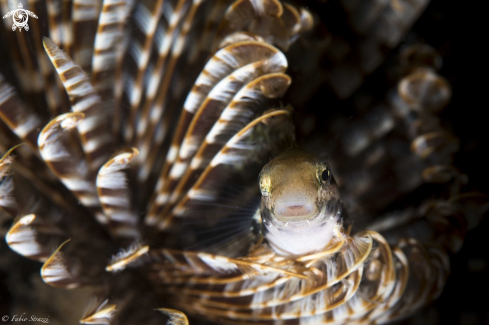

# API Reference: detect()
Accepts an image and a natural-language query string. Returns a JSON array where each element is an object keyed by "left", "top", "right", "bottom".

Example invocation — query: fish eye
[{"left": 321, "top": 168, "right": 330, "bottom": 183}]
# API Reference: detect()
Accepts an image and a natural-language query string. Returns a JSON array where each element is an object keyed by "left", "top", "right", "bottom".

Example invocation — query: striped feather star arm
[
  {"left": 38, "top": 112, "right": 105, "bottom": 224},
  {"left": 146, "top": 41, "right": 287, "bottom": 225},
  {"left": 156, "top": 109, "right": 294, "bottom": 230},
  {"left": 96, "top": 148, "right": 140, "bottom": 241},
  {"left": 162, "top": 73, "right": 291, "bottom": 213},
  {"left": 43, "top": 38, "right": 114, "bottom": 171}
]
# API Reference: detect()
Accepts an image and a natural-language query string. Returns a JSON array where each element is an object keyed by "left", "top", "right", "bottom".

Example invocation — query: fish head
[{"left": 259, "top": 148, "right": 343, "bottom": 256}]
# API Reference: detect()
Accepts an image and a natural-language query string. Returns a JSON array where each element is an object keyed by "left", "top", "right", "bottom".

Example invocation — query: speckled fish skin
[{"left": 0, "top": 0, "right": 487, "bottom": 324}]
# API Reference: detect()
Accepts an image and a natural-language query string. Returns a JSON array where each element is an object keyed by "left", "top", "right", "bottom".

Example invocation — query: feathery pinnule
[
  {"left": 0, "top": 74, "right": 46, "bottom": 150},
  {"left": 40, "top": 225, "right": 115, "bottom": 289},
  {"left": 132, "top": 0, "right": 219, "bottom": 183},
  {"left": 217, "top": 0, "right": 312, "bottom": 51},
  {"left": 0, "top": 142, "right": 82, "bottom": 214},
  {"left": 172, "top": 0, "right": 229, "bottom": 97},
  {"left": 41, "top": 239, "right": 80, "bottom": 288},
  {"left": 46, "top": 0, "right": 63, "bottom": 44},
  {"left": 169, "top": 236, "right": 368, "bottom": 300},
  {"left": 134, "top": 0, "right": 299, "bottom": 191},
  {"left": 43, "top": 38, "right": 114, "bottom": 171},
  {"left": 219, "top": 31, "right": 265, "bottom": 48},
  {"left": 367, "top": 246, "right": 409, "bottom": 322},
  {"left": 0, "top": 119, "right": 20, "bottom": 155},
  {"left": 0, "top": 150, "right": 17, "bottom": 217},
  {"left": 164, "top": 73, "right": 291, "bottom": 212},
  {"left": 122, "top": 0, "right": 165, "bottom": 142},
  {"left": 157, "top": 308, "right": 189, "bottom": 325},
  {"left": 1, "top": 150, "right": 69, "bottom": 262},
  {"left": 24, "top": 0, "right": 66, "bottom": 117},
  {"left": 145, "top": 41, "right": 287, "bottom": 224},
  {"left": 218, "top": 0, "right": 283, "bottom": 41},
  {"left": 133, "top": 0, "right": 226, "bottom": 147},
  {"left": 59, "top": 0, "right": 74, "bottom": 56},
  {"left": 155, "top": 109, "right": 294, "bottom": 229},
  {"left": 105, "top": 243, "right": 149, "bottom": 272},
  {"left": 133, "top": 232, "right": 373, "bottom": 322},
  {"left": 133, "top": 0, "right": 194, "bottom": 146},
  {"left": 2, "top": 152, "right": 68, "bottom": 258},
  {"left": 72, "top": 0, "right": 102, "bottom": 71},
  {"left": 132, "top": 0, "right": 228, "bottom": 154},
  {"left": 96, "top": 148, "right": 140, "bottom": 240},
  {"left": 91, "top": 0, "right": 134, "bottom": 99},
  {"left": 397, "top": 68, "right": 451, "bottom": 113},
  {"left": 1, "top": 148, "right": 115, "bottom": 270},
  {"left": 133, "top": 0, "right": 218, "bottom": 185},
  {"left": 91, "top": 0, "right": 135, "bottom": 145},
  {"left": 144, "top": 248, "right": 309, "bottom": 279},
  {"left": 6, "top": 214, "right": 65, "bottom": 262},
  {"left": 152, "top": 67, "right": 290, "bottom": 217},
  {"left": 38, "top": 112, "right": 105, "bottom": 224},
  {"left": 43, "top": 0, "right": 73, "bottom": 114},
  {"left": 80, "top": 298, "right": 117, "bottom": 325},
  {"left": 338, "top": 57, "right": 451, "bottom": 159},
  {"left": 374, "top": 239, "right": 449, "bottom": 324}
]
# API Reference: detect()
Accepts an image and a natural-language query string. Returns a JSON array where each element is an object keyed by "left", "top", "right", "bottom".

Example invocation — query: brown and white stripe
[
  {"left": 91, "top": 0, "right": 134, "bottom": 99},
  {"left": 146, "top": 233, "right": 374, "bottom": 322},
  {"left": 157, "top": 109, "right": 293, "bottom": 228},
  {"left": 147, "top": 68, "right": 288, "bottom": 217},
  {"left": 0, "top": 74, "right": 46, "bottom": 151},
  {"left": 134, "top": 0, "right": 209, "bottom": 184},
  {"left": 61, "top": 0, "right": 74, "bottom": 57},
  {"left": 133, "top": 0, "right": 194, "bottom": 147},
  {"left": 6, "top": 214, "right": 46, "bottom": 261},
  {"left": 41, "top": 239, "right": 81, "bottom": 289},
  {"left": 6, "top": 213, "right": 67, "bottom": 262},
  {"left": 157, "top": 308, "right": 189, "bottom": 325},
  {"left": 96, "top": 147, "right": 140, "bottom": 239},
  {"left": 38, "top": 112, "right": 104, "bottom": 223},
  {"left": 27, "top": 0, "right": 65, "bottom": 117},
  {"left": 122, "top": 0, "right": 165, "bottom": 142},
  {"left": 160, "top": 73, "right": 291, "bottom": 216},
  {"left": 72, "top": 0, "right": 102, "bottom": 71},
  {"left": 145, "top": 41, "right": 286, "bottom": 225},
  {"left": 43, "top": 38, "right": 114, "bottom": 171},
  {"left": 105, "top": 243, "right": 149, "bottom": 272},
  {"left": 80, "top": 298, "right": 117, "bottom": 325},
  {"left": 0, "top": 149, "right": 18, "bottom": 217},
  {"left": 217, "top": 0, "right": 283, "bottom": 43}
]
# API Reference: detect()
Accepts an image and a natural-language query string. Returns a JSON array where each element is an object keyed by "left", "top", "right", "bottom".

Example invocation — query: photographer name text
[{"left": 2, "top": 314, "right": 50, "bottom": 323}]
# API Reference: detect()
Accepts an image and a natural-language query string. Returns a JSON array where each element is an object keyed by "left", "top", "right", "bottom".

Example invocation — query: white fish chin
[{"left": 264, "top": 210, "right": 341, "bottom": 256}]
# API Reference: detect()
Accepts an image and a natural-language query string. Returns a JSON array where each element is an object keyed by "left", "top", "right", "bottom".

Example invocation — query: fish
[
  {"left": 0, "top": 0, "right": 487, "bottom": 324},
  {"left": 132, "top": 142, "right": 474, "bottom": 324}
]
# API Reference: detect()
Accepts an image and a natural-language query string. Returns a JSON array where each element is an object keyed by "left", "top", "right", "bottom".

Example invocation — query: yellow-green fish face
[{"left": 259, "top": 148, "right": 343, "bottom": 256}]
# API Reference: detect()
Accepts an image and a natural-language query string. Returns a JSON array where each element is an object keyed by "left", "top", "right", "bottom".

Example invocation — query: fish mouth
[
  {"left": 274, "top": 203, "right": 317, "bottom": 221},
  {"left": 271, "top": 194, "right": 319, "bottom": 222},
  {"left": 268, "top": 198, "right": 341, "bottom": 226},
  {"left": 270, "top": 205, "right": 323, "bottom": 225}
]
